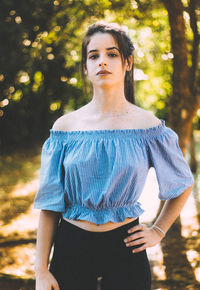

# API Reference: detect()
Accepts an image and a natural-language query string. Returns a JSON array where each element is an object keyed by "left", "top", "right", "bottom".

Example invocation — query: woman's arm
[
  {"left": 151, "top": 184, "right": 193, "bottom": 234},
  {"left": 123, "top": 184, "right": 194, "bottom": 253},
  {"left": 35, "top": 210, "right": 60, "bottom": 290}
]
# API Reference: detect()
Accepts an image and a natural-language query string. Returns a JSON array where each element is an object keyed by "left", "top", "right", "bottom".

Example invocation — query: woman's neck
[{"left": 89, "top": 85, "right": 131, "bottom": 116}]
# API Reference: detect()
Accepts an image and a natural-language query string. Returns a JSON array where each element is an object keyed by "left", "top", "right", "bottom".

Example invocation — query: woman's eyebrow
[{"left": 88, "top": 47, "right": 120, "bottom": 54}]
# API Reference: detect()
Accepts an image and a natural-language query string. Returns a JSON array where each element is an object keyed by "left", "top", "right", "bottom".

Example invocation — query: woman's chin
[{"left": 94, "top": 80, "right": 120, "bottom": 88}]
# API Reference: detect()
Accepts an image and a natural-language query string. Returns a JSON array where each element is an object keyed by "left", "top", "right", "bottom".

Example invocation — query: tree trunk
[
  {"left": 188, "top": 0, "right": 200, "bottom": 97},
  {"left": 156, "top": 2, "right": 199, "bottom": 284},
  {"left": 161, "top": 0, "right": 198, "bottom": 155},
  {"left": 190, "top": 123, "right": 197, "bottom": 172}
]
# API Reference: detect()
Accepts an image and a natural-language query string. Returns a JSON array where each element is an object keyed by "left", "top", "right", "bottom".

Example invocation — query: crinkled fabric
[{"left": 34, "top": 119, "right": 194, "bottom": 225}]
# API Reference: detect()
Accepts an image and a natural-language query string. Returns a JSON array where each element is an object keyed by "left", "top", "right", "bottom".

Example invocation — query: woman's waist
[
  {"left": 62, "top": 202, "right": 144, "bottom": 229},
  {"left": 62, "top": 216, "right": 137, "bottom": 232}
]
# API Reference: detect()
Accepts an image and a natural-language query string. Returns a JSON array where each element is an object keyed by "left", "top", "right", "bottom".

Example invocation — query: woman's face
[{"left": 85, "top": 32, "right": 129, "bottom": 89}]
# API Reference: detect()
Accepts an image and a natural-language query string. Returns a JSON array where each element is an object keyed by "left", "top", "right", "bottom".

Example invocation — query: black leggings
[{"left": 49, "top": 217, "right": 151, "bottom": 290}]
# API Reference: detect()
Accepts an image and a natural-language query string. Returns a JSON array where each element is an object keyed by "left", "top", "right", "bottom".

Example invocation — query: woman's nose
[{"left": 99, "top": 62, "right": 107, "bottom": 68}]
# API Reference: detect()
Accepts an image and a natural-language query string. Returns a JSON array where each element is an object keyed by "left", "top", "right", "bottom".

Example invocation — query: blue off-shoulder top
[{"left": 33, "top": 119, "right": 194, "bottom": 225}]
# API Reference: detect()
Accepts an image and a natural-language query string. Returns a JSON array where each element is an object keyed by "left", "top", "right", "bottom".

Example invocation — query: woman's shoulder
[
  {"left": 51, "top": 111, "right": 77, "bottom": 131},
  {"left": 130, "top": 105, "right": 162, "bottom": 129},
  {"left": 51, "top": 105, "right": 162, "bottom": 132}
]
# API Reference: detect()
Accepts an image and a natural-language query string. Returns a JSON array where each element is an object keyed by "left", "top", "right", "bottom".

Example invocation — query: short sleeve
[
  {"left": 148, "top": 127, "right": 194, "bottom": 200},
  {"left": 34, "top": 136, "right": 66, "bottom": 212}
]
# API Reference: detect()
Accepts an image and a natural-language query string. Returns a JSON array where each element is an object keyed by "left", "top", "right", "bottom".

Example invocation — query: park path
[{"left": 0, "top": 134, "right": 200, "bottom": 289}]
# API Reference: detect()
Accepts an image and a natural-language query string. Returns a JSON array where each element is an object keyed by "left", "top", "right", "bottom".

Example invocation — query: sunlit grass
[
  {"left": 0, "top": 150, "right": 41, "bottom": 279},
  {"left": 0, "top": 150, "right": 41, "bottom": 226},
  {"left": 0, "top": 244, "right": 35, "bottom": 278},
  {"left": 0, "top": 150, "right": 40, "bottom": 190}
]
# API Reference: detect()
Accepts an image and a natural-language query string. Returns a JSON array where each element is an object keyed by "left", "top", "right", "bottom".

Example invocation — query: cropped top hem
[{"left": 62, "top": 203, "right": 144, "bottom": 225}]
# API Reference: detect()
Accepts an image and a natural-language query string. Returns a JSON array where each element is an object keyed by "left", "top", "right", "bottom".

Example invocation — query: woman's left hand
[{"left": 123, "top": 223, "right": 164, "bottom": 253}]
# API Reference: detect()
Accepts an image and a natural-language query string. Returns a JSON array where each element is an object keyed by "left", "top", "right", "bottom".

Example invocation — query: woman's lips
[{"left": 97, "top": 70, "right": 111, "bottom": 75}]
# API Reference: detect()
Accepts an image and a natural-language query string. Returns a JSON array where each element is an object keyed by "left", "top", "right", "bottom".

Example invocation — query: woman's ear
[{"left": 125, "top": 55, "right": 133, "bottom": 71}]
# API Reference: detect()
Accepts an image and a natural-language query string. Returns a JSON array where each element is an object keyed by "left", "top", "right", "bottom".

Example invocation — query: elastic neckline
[
  {"left": 50, "top": 119, "right": 166, "bottom": 140},
  {"left": 50, "top": 119, "right": 165, "bottom": 136}
]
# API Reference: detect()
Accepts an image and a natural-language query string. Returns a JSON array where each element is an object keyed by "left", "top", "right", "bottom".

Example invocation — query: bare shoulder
[
  {"left": 132, "top": 105, "right": 161, "bottom": 128},
  {"left": 51, "top": 111, "right": 76, "bottom": 131},
  {"left": 51, "top": 103, "right": 93, "bottom": 131},
  {"left": 143, "top": 110, "right": 162, "bottom": 127}
]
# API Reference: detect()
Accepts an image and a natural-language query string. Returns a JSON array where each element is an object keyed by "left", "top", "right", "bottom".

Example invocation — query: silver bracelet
[{"left": 152, "top": 224, "right": 165, "bottom": 237}]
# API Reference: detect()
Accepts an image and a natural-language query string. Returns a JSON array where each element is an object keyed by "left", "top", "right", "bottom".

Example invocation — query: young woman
[{"left": 34, "top": 21, "right": 194, "bottom": 290}]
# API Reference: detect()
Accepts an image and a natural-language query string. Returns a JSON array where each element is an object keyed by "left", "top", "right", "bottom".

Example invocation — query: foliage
[
  {"left": 0, "top": 0, "right": 199, "bottom": 151},
  {"left": 0, "top": 0, "right": 105, "bottom": 150}
]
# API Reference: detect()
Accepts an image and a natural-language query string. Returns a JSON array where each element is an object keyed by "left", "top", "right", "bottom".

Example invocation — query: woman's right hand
[{"left": 35, "top": 269, "right": 60, "bottom": 290}]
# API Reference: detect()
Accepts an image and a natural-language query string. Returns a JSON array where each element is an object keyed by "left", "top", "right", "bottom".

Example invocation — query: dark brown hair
[{"left": 80, "top": 21, "right": 135, "bottom": 104}]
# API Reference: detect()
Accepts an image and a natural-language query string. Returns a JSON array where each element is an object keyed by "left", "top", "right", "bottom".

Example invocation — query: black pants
[{"left": 49, "top": 217, "right": 151, "bottom": 290}]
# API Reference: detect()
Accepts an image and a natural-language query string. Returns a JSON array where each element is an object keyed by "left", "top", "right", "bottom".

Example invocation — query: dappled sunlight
[
  {"left": 0, "top": 245, "right": 35, "bottom": 278},
  {"left": 0, "top": 177, "right": 39, "bottom": 238},
  {"left": 147, "top": 244, "right": 166, "bottom": 281},
  {"left": 0, "top": 153, "right": 40, "bottom": 280},
  {"left": 0, "top": 178, "right": 39, "bottom": 226},
  {"left": 195, "top": 268, "right": 200, "bottom": 283},
  {"left": 0, "top": 151, "right": 41, "bottom": 228},
  {"left": 0, "top": 179, "right": 39, "bottom": 278},
  {"left": 0, "top": 204, "right": 39, "bottom": 239},
  {"left": 0, "top": 152, "right": 40, "bottom": 194},
  {"left": 9, "top": 179, "right": 39, "bottom": 198},
  {"left": 139, "top": 165, "right": 200, "bottom": 287},
  {"left": 180, "top": 196, "right": 200, "bottom": 283},
  {"left": 0, "top": 0, "right": 199, "bottom": 288},
  {"left": 0, "top": 193, "right": 35, "bottom": 226},
  {"left": 180, "top": 189, "right": 200, "bottom": 283},
  {"left": 180, "top": 189, "right": 199, "bottom": 238}
]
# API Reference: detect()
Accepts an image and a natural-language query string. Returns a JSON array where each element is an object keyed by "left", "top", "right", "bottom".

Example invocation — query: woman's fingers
[
  {"left": 52, "top": 275, "right": 60, "bottom": 290},
  {"left": 124, "top": 223, "right": 146, "bottom": 243},
  {"left": 125, "top": 238, "right": 145, "bottom": 247},
  {"left": 127, "top": 223, "right": 145, "bottom": 234},
  {"left": 132, "top": 244, "right": 146, "bottom": 253},
  {"left": 53, "top": 281, "right": 60, "bottom": 290},
  {"left": 124, "top": 231, "right": 144, "bottom": 243},
  {"left": 123, "top": 224, "right": 164, "bottom": 253}
]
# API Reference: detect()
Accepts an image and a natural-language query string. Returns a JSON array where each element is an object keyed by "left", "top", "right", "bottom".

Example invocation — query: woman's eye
[
  {"left": 109, "top": 53, "right": 117, "bottom": 57},
  {"left": 89, "top": 53, "right": 117, "bottom": 60},
  {"left": 89, "top": 55, "right": 98, "bottom": 59}
]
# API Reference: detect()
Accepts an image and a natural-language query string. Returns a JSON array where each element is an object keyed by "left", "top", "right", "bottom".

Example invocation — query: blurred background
[{"left": 0, "top": 0, "right": 200, "bottom": 289}]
